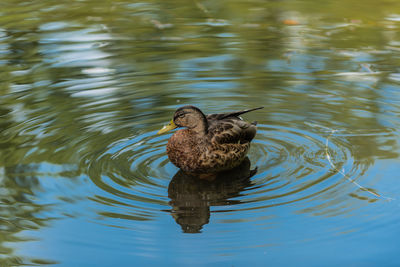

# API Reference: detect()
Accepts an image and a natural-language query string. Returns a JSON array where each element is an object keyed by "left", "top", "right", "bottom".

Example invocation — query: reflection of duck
[
  {"left": 168, "top": 158, "right": 257, "bottom": 233},
  {"left": 158, "top": 106, "right": 263, "bottom": 176}
]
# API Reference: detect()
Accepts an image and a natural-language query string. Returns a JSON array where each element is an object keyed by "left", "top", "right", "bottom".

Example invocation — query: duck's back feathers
[
  {"left": 206, "top": 107, "right": 262, "bottom": 144},
  {"left": 207, "top": 118, "right": 257, "bottom": 144}
]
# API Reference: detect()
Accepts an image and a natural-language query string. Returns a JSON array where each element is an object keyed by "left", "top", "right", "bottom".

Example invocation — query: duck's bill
[{"left": 157, "top": 120, "right": 177, "bottom": 134}]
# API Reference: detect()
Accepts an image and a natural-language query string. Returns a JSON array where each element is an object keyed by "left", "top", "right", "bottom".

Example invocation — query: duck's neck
[{"left": 190, "top": 114, "right": 208, "bottom": 136}]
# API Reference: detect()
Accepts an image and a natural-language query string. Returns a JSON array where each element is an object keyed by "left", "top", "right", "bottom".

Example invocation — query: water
[{"left": 1, "top": 0, "right": 400, "bottom": 266}]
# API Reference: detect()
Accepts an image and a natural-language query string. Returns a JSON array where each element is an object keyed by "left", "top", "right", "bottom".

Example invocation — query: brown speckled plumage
[{"left": 160, "top": 105, "right": 263, "bottom": 174}]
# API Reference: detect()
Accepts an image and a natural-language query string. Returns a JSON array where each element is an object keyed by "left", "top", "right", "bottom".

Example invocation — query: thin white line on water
[{"left": 307, "top": 122, "right": 395, "bottom": 201}]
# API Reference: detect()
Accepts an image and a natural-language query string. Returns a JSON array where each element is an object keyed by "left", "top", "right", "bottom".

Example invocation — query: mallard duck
[{"left": 158, "top": 105, "right": 263, "bottom": 175}]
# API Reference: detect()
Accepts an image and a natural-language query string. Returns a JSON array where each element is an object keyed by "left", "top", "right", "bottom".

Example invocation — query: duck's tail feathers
[{"left": 220, "top": 107, "right": 264, "bottom": 120}]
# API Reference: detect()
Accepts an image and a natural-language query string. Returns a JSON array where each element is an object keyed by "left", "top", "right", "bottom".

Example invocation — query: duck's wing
[
  {"left": 207, "top": 117, "right": 258, "bottom": 145},
  {"left": 206, "top": 107, "right": 262, "bottom": 144}
]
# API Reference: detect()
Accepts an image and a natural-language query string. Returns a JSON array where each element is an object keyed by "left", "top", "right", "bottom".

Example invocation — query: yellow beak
[{"left": 157, "top": 120, "right": 177, "bottom": 134}]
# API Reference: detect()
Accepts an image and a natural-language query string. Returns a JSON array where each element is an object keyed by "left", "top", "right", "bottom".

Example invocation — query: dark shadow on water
[{"left": 168, "top": 157, "right": 257, "bottom": 233}]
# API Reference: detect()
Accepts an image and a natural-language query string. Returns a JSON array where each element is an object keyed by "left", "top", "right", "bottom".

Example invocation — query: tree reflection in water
[{"left": 168, "top": 158, "right": 257, "bottom": 233}]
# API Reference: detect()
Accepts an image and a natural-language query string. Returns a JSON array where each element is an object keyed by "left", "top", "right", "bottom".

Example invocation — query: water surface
[{"left": 1, "top": 0, "right": 400, "bottom": 266}]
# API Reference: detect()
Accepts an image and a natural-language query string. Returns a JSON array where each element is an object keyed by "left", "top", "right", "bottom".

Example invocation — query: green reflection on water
[{"left": 0, "top": 0, "right": 400, "bottom": 265}]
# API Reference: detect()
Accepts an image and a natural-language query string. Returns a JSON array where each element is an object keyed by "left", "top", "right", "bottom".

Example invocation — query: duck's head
[{"left": 157, "top": 105, "right": 208, "bottom": 135}]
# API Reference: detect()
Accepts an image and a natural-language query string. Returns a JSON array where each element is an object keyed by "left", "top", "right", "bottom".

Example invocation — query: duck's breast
[{"left": 166, "top": 129, "right": 204, "bottom": 172}]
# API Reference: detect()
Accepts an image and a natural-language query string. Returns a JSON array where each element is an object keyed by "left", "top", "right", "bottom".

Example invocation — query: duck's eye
[{"left": 178, "top": 114, "right": 185, "bottom": 118}]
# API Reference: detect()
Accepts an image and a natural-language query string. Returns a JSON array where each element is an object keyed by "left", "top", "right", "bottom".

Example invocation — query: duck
[{"left": 157, "top": 105, "right": 263, "bottom": 176}]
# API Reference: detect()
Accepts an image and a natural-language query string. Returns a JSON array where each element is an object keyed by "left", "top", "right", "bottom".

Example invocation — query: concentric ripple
[
  {"left": 84, "top": 123, "right": 378, "bottom": 231},
  {"left": 86, "top": 131, "right": 174, "bottom": 223},
  {"left": 244, "top": 124, "right": 376, "bottom": 215}
]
